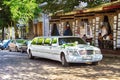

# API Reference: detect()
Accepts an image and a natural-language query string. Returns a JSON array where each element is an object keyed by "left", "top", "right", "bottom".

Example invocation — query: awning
[{"left": 103, "top": 3, "right": 120, "bottom": 10}]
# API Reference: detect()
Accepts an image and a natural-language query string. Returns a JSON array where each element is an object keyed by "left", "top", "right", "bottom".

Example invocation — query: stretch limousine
[{"left": 27, "top": 36, "right": 103, "bottom": 66}]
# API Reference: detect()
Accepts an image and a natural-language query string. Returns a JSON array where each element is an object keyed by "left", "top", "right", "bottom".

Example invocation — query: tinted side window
[
  {"left": 44, "top": 38, "right": 51, "bottom": 45},
  {"left": 51, "top": 38, "right": 57, "bottom": 44},
  {"left": 37, "top": 38, "right": 44, "bottom": 45},
  {"left": 59, "top": 37, "right": 86, "bottom": 45},
  {"left": 31, "top": 38, "right": 38, "bottom": 45}
]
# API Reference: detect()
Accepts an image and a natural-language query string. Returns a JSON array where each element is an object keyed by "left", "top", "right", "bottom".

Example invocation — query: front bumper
[{"left": 66, "top": 54, "right": 103, "bottom": 63}]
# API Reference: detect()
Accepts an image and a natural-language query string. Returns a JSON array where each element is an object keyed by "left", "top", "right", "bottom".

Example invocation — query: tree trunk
[
  {"left": 13, "top": 21, "right": 18, "bottom": 39},
  {"left": 2, "top": 26, "right": 4, "bottom": 40}
]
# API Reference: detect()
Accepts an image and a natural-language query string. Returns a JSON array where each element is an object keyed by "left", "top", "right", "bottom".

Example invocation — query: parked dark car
[{"left": 0, "top": 39, "right": 11, "bottom": 50}]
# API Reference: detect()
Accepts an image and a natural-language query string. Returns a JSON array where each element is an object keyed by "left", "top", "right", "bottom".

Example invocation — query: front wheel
[
  {"left": 92, "top": 61, "right": 99, "bottom": 65},
  {"left": 20, "top": 48, "right": 24, "bottom": 53},
  {"left": 8, "top": 46, "right": 11, "bottom": 52},
  {"left": 15, "top": 46, "right": 18, "bottom": 52},
  {"left": 61, "top": 54, "right": 69, "bottom": 67},
  {"left": 28, "top": 50, "right": 34, "bottom": 59}
]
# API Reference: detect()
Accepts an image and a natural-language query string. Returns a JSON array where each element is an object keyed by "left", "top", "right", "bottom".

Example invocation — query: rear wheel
[
  {"left": 28, "top": 50, "right": 34, "bottom": 59},
  {"left": 61, "top": 54, "right": 69, "bottom": 67}
]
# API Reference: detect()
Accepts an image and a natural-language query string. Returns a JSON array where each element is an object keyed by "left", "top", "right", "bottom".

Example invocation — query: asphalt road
[{"left": 0, "top": 50, "right": 120, "bottom": 80}]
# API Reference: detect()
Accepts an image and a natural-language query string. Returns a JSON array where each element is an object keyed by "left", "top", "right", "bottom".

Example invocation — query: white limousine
[{"left": 27, "top": 36, "right": 103, "bottom": 66}]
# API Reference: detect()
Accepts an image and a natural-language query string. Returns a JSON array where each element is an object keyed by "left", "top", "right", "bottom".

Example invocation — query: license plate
[{"left": 82, "top": 56, "right": 92, "bottom": 60}]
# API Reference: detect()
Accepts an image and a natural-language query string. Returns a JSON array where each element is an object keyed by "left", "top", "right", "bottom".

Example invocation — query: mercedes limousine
[{"left": 27, "top": 36, "right": 103, "bottom": 66}]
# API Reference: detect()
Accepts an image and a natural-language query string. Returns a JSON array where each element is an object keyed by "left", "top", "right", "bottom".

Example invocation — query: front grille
[{"left": 87, "top": 50, "right": 93, "bottom": 55}]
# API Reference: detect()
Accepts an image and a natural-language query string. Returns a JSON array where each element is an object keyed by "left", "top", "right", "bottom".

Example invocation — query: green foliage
[
  {"left": 40, "top": 0, "right": 110, "bottom": 13},
  {"left": 0, "top": 0, "right": 110, "bottom": 26},
  {"left": 37, "top": 0, "right": 78, "bottom": 13},
  {"left": 62, "top": 0, "right": 80, "bottom": 12},
  {"left": 84, "top": 0, "right": 109, "bottom": 8},
  {"left": 4, "top": 0, "right": 41, "bottom": 23},
  {"left": 0, "top": 0, "right": 12, "bottom": 28},
  {"left": 52, "top": 38, "right": 57, "bottom": 44},
  {"left": 37, "top": 38, "right": 44, "bottom": 44},
  {"left": 44, "top": 38, "right": 51, "bottom": 44},
  {"left": 31, "top": 38, "right": 38, "bottom": 44},
  {"left": 0, "top": 0, "right": 110, "bottom": 29}
]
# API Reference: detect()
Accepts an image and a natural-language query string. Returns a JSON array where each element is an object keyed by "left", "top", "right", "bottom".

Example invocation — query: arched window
[
  {"left": 51, "top": 23, "right": 60, "bottom": 36},
  {"left": 63, "top": 21, "right": 73, "bottom": 36}
]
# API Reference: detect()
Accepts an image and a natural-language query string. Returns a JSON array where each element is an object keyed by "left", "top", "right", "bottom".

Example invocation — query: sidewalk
[{"left": 101, "top": 49, "right": 120, "bottom": 58}]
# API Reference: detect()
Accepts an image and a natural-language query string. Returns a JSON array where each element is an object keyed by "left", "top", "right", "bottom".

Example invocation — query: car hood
[
  {"left": 0, "top": 43, "right": 3, "bottom": 46},
  {"left": 66, "top": 44, "right": 100, "bottom": 51}
]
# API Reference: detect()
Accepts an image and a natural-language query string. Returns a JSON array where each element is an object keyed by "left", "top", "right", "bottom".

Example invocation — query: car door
[
  {"left": 30, "top": 38, "right": 39, "bottom": 56},
  {"left": 39, "top": 38, "right": 52, "bottom": 59},
  {"left": 34, "top": 37, "right": 45, "bottom": 57},
  {"left": 21, "top": 41, "right": 27, "bottom": 52},
  {"left": 49, "top": 38, "right": 61, "bottom": 61},
  {"left": 9, "top": 40, "right": 16, "bottom": 51}
]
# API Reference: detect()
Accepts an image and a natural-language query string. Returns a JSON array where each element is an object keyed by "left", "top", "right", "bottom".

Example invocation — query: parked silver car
[{"left": 8, "top": 39, "right": 27, "bottom": 52}]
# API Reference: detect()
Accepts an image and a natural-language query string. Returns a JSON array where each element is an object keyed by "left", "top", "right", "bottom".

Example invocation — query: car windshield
[{"left": 59, "top": 37, "right": 86, "bottom": 45}]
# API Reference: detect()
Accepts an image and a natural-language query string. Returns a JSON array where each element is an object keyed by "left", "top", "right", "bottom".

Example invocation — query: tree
[
  {"left": 0, "top": 0, "right": 12, "bottom": 40},
  {"left": 40, "top": 0, "right": 110, "bottom": 13},
  {"left": 3, "top": 0, "right": 42, "bottom": 38},
  {"left": 0, "top": 0, "right": 110, "bottom": 39},
  {"left": 4, "top": 0, "right": 41, "bottom": 23}
]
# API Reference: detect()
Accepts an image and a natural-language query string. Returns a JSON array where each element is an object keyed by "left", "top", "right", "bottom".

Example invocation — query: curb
[{"left": 103, "top": 54, "right": 120, "bottom": 58}]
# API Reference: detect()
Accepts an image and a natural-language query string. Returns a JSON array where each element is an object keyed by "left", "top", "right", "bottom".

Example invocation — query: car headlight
[
  {"left": 94, "top": 50, "right": 101, "bottom": 54},
  {"left": 67, "top": 49, "right": 79, "bottom": 56}
]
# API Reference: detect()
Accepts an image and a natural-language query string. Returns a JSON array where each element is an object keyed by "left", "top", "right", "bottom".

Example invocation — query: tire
[
  {"left": 92, "top": 61, "right": 99, "bottom": 65},
  {"left": 20, "top": 49, "right": 24, "bottom": 53},
  {"left": 8, "top": 46, "right": 11, "bottom": 52},
  {"left": 1, "top": 46, "right": 4, "bottom": 50},
  {"left": 1, "top": 48, "right": 4, "bottom": 50},
  {"left": 28, "top": 50, "right": 34, "bottom": 59},
  {"left": 15, "top": 46, "right": 18, "bottom": 52},
  {"left": 61, "top": 54, "right": 69, "bottom": 67}
]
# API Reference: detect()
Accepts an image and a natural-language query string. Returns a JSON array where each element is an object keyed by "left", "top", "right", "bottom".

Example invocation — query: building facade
[{"left": 49, "top": 1, "right": 120, "bottom": 50}]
